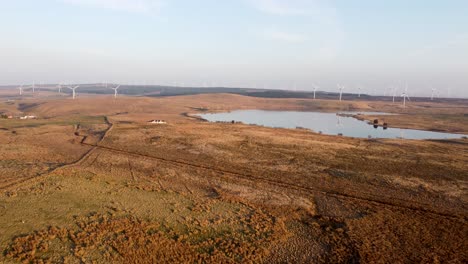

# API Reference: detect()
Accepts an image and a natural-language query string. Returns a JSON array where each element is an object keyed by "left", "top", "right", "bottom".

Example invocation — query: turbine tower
[
  {"left": 431, "top": 88, "right": 436, "bottom": 100},
  {"left": 18, "top": 85, "right": 24, "bottom": 96},
  {"left": 392, "top": 86, "right": 397, "bottom": 103},
  {"left": 67, "top": 85, "right": 79, "bottom": 100},
  {"left": 401, "top": 86, "right": 410, "bottom": 108},
  {"left": 337, "top": 84, "right": 344, "bottom": 101},
  {"left": 32, "top": 81, "right": 35, "bottom": 93},
  {"left": 357, "top": 86, "right": 362, "bottom": 98},
  {"left": 312, "top": 84, "right": 318, "bottom": 99},
  {"left": 57, "top": 83, "right": 62, "bottom": 93},
  {"left": 110, "top": 84, "right": 121, "bottom": 99}
]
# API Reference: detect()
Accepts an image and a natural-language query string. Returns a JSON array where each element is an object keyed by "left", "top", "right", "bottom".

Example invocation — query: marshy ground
[{"left": 0, "top": 93, "right": 467, "bottom": 263}]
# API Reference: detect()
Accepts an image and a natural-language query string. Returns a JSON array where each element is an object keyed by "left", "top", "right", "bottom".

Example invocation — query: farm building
[
  {"left": 19, "top": 115, "right": 37, "bottom": 120},
  {"left": 148, "top": 120, "right": 167, "bottom": 124}
]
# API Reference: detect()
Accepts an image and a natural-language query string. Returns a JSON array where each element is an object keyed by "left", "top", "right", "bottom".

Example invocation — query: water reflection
[{"left": 199, "top": 110, "right": 466, "bottom": 140}]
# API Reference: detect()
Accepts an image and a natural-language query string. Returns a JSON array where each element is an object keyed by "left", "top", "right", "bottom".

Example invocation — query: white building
[
  {"left": 20, "top": 115, "right": 37, "bottom": 120},
  {"left": 148, "top": 120, "right": 167, "bottom": 124}
]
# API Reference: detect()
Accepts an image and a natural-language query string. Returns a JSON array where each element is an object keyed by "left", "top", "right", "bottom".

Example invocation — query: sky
[{"left": 1, "top": 0, "right": 467, "bottom": 97}]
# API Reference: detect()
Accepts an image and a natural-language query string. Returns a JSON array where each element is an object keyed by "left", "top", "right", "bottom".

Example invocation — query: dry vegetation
[{"left": 0, "top": 93, "right": 467, "bottom": 263}]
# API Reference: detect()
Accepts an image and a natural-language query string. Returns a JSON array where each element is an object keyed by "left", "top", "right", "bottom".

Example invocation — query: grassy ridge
[{"left": 0, "top": 115, "right": 106, "bottom": 129}]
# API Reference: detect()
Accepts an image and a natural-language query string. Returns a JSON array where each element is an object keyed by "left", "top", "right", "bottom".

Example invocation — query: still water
[{"left": 199, "top": 110, "right": 466, "bottom": 140}]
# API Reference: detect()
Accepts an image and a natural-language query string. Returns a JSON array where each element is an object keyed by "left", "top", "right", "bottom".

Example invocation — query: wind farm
[{"left": 1, "top": 0, "right": 467, "bottom": 263}]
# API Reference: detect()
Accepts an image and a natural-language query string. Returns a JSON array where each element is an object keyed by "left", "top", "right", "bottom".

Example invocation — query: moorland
[{"left": 0, "top": 88, "right": 467, "bottom": 263}]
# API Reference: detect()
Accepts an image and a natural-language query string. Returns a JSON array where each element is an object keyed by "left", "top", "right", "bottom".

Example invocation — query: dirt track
[
  {"left": 80, "top": 140, "right": 465, "bottom": 221},
  {"left": 0, "top": 117, "right": 113, "bottom": 192}
]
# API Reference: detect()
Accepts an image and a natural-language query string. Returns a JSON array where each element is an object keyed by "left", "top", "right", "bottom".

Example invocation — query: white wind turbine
[
  {"left": 392, "top": 85, "right": 397, "bottom": 103},
  {"left": 18, "top": 85, "right": 24, "bottom": 96},
  {"left": 337, "top": 84, "right": 344, "bottom": 101},
  {"left": 401, "top": 85, "right": 410, "bottom": 108},
  {"left": 67, "top": 85, "right": 79, "bottom": 99},
  {"left": 312, "top": 84, "right": 319, "bottom": 99},
  {"left": 431, "top": 88, "right": 436, "bottom": 100},
  {"left": 32, "top": 81, "right": 35, "bottom": 93},
  {"left": 57, "top": 83, "right": 62, "bottom": 93},
  {"left": 110, "top": 84, "right": 121, "bottom": 99},
  {"left": 357, "top": 86, "right": 362, "bottom": 98}
]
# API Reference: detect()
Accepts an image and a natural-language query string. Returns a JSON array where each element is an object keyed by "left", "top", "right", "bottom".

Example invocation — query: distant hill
[
  {"left": 1, "top": 84, "right": 467, "bottom": 104},
  {"left": 22, "top": 84, "right": 356, "bottom": 100}
]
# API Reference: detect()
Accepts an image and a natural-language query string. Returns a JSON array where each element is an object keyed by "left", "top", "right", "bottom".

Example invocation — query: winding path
[{"left": 0, "top": 116, "right": 113, "bottom": 191}]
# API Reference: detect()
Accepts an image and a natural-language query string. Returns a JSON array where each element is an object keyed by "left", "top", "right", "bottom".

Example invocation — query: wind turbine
[
  {"left": 431, "top": 88, "right": 436, "bottom": 100},
  {"left": 32, "top": 81, "right": 35, "bottom": 93},
  {"left": 67, "top": 85, "right": 79, "bottom": 99},
  {"left": 110, "top": 84, "right": 121, "bottom": 99},
  {"left": 337, "top": 84, "right": 344, "bottom": 101},
  {"left": 357, "top": 86, "right": 362, "bottom": 98},
  {"left": 57, "top": 83, "right": 62, "bottom": 93},
  {"left": 401, "top": 86, "right": 410, "bottom": 108},
  {"left": 18, "top": 85, "right": 24, "bottom": 96},
  {"left": 312, "top": 84, "right": 318, "bottom": 99}
]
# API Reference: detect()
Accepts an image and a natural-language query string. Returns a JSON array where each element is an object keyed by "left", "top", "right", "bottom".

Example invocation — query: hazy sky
[{"left": 1, "top": 0, "right": 467, "bottom": 97}]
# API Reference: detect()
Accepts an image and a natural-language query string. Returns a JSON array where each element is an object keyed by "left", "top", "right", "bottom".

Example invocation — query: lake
[{"left": 199, "top": 110, "right": 466, "bottom": 140}]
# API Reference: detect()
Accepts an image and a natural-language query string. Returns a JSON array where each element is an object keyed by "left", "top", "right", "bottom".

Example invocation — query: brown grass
[{"left": 0, "top": 93, "right": 466, "bottom": 263}]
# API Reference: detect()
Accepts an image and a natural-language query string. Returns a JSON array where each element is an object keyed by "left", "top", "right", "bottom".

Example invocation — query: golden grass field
[{"left": 0, "top": 92, "right": 467, "bottom": 263}]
